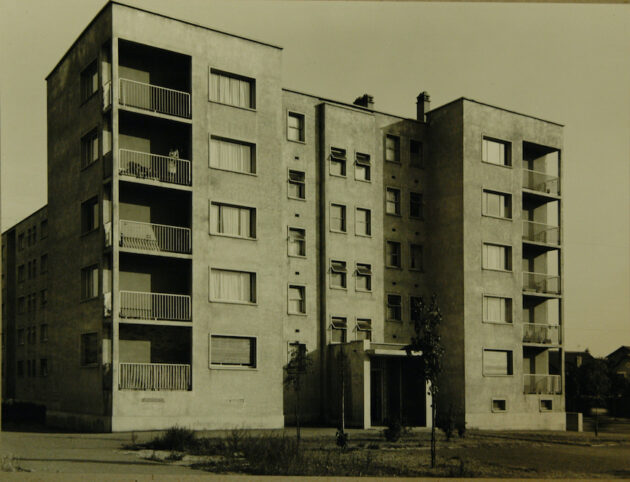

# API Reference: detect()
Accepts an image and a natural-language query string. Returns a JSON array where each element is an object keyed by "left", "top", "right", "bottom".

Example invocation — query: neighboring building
[
  {"left": 606, "top": 346, "right": 630, "bottom": 379},
  {"left": 1, "top": 1, "right": 565, "bottom": 431}
]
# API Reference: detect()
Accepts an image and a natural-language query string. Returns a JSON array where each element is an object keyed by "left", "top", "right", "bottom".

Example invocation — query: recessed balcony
[
  {"left": 120, "top": 220, "right": 191, "bottom": 255},
  {"left": 523, "top": 374, "right": 562, "bottom": 394},
  {"left": 119, "top": 78, "right": 191, "bottom": 119},
  {"left": 522, "top": 169, "right": 560, "bottom": 196},
  {"left": 523, "top": 221, "right": 560, "bottom": 246},
  {"left": 119, "top": 149, "right": 191, "bottom": 187},
  {"left": 522, "top": 323, "right": 560, "bottom": 345},
  {"left": 120, "top": 290, "right": 191, "bottom": 322},
  {"left": 523, "top": 272, "right": 561, "bottom": 295},
  {"left": 119, "top": 362, "right": 191, "bottom": 391}
]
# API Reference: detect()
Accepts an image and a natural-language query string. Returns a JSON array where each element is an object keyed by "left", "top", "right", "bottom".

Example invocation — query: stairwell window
[
  {"left": 483, "top": 349, "right": 513, "bottom": 376},
  {"left": 482, "top": 190, "right": 512, "bottom": 219},
  {"left": 410, "top": 192, "right": 423, "bottom": 219},
  {"left": 287, "top": 112, "right": 305, "bottom": 142},
  {"left": 410, "top": 244, "right": 423, "bottom": 271},
  {"left": 385, "top": 135, "right": 400, "bottom": 163},
  {"left": 330, "top": 260, "right": 347, "bottom": 289},
  {"left": 288, "top": 170, "right": 306, "bottom": 200},
  {"left": 355, "top": 208, "right": 371, "bottom": 236},
  {"left": 209, "top": 269, "right": 256, "bottom": 304},
  {"left": 210, "top": 136, "right": 256, "bottom": 174},
  {"left": 387, "top": 294, "right": 402, "bottom": 321},
  {"left": 81, "top": 265, "right": 99, "bottom": 300},
  {"left": 210, "top": 202, "right": 256, "bottom": 239},
  {"left": 81, "top": 196, "right": 99, "bottom": 234},
  {"left": 80, "top": 332, "right": 98, "bottom": 366},
  {"left": 356, "top": 319, "right": 372, "bottom": 341},
  {"left": 330, "top": 317, "right": 347, "bottom": 343},
  {"left": 330, "top": 204, "right": 346, "bottom": 233},
  {"left": 483, "top": 296, "right": 512, "bottom": 323},
  {"left": 482, "top": 137, "right": 511, "bottom": 166},
  {"left": 288, "top": 228, "right": 306, "bottom": 257},
  {"left": 386, "top": 188, "right": 401, "bottom": 215},
  {"left": 80, "top": 61, "right": 98, "bottom": 102},
  {"left": 81, "top": 129, "right": 99, "bottom": 169},
  {"left": 210, "top": 335, "right": 257, "bottom": 368},
  {"left": 288, "top": 285, "right": 306, "bottom": 314},
  {"left": 410, "top": 139, "right": 424, "bottom": 167},
  {"left": 355, "top": 152, "right": 371, "bottom": 181},
  {"left": 386, "top": 241, "right": 401, "bottom": 268},
  {"left": 209, "top": 69, "right": 255, "bottom": 109},
  {"left": 482, "top": 243, "right": 512, "bottom": 271},
  {"left": 329, "top": 147, "right": 346, "bottom": 177}
]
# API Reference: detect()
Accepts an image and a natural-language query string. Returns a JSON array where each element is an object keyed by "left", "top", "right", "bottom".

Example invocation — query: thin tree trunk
[
  {"left": 340, "top": 352, "right": 345, "bottom": 433},
  {"left": 431, "top": 398, "right": 436, "bottom": 468},
  {"left": 296, "top": 375, "right": 301, "bottom": 446}
]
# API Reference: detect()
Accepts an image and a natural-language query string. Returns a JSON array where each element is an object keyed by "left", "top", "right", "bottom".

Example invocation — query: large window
[
  {"left": 410, "top": 139, "right": 423, "bottom": 167},
  {"left": 210, "top": 202, "right": 256, "bottom": 239},
  {"left": 483, "top": 296, "right": 512, "bottom": 323},
  {"left": 482, "top": 190, "right": 511, "bottom": 219},
  {"left": 288, "top": 228, "right": 306, "bottom": 257},
  {"left": 483, "top": 349, "right": 513, "bottom": 376},
  {"left": 288, "top": 170, "right": 305, "bottom": 200},
  {"left": 81, "top": 265, "right": 99, "bottom": 300},
  {"left": 330, "top": 204, "right": 346, "bottom": 232},
  {"left": 387, "top": 294, "right": 402, "bottom": 321},
  {"left": 355, "top": 152, "right": 371, "bottom": 181},
  {"left": 386, "top": 188, "right": 401, "bottom": 215},
  {"left": 482, "top": 243, "right": 512, "bottom": 271},
  {"left": 287, "top": 112, "right": 305, "bottom": 142},
  {"left": 330, "top": 147, "right": 346, "bottom": 176},
  {"left": 330, "top": 260, "right": 347, "bottom": 289},
  {"left": 330, "top": 317, "right": 347, "bottom": 343},
  {"left": 209, "top": 70, "right": 255, "bottom": 109},
  {"left": 355, "top": 208, "right": 371, "bottom": 236},
  {"left": 410, "top": 192, "right": 423, "bottom": 219},
  {"left": 410, "top": 244, "right": 423, "bottom": 271},
  {"left": 385, "top": 135, "right": 400, "bottom": 163},
  {"left": 210, "top": 269, "right": 256, "bottom": 303},
  {"left": 482, "top": 137, "right": 511, "bottom": 166},
  {"left": 288, "top": 285, "right": 306, "bottom": 314},
  {"left": 210, "top": 335, "right": 256, "bottom": 368},
  {"left": 210, "top": 137, "right": 256, "bottom": 174},
  {"left": 81, "top": 196, "right": 99, "bottom": 234},
  {"left": 356, "top": 319, "right": 372, "bottom": 341},
  {"left": 80, "top": 332, "right": 98, "bottom": 366},
  {"left": 81, "top": 129, "right": 99, "bottom": 169},
  {"left": 80, "top": 61, "right": 98, "bottom": 101},
  {"left": 355, "top": 263, "right": 372, "bottom": 292},
  {"left": 386, "top": 241, "right": 401, "bottom": 268}
]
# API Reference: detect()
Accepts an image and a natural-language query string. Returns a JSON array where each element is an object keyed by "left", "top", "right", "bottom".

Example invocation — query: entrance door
[{"left": 371, "top": 365, "right": 384, "bottom": 425}]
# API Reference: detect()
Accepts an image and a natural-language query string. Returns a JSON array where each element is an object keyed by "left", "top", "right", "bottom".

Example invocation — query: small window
[
  {"left": 40, "top": 220, "right": 48, "bottom": 239},
  {"left": 482, "top": 137, "right": 511, "bottom": 166},
  {"left": 386, "top": 188, "right": 401, "bottom": 215},
  {"left": 540, "top": 399, "right": 553, "bottom": 411},
  {"left": 410, "top": 139, "right": 423, "bottom": 167},
  {"left": 32, "top": 226, "right": 37, "bottom": 244},
  {"left": 331, "top": 317, "right": 347, "bottom": 343},
  {"left": 287, "top": 112, "right": 305, "bottom": 142},
  {"left": 40, "top": 359, "right": 49, "bottom": 377},
  {"left": 40, "top": 324, "right": 49, "bottom": 343},
  {"left": 81, "top": 196, "right": 99, "bottom": 234},
  {"left": 355, "top": 152, "right": 371, "bottom": 181},
  {"left": 210, "top": 269, "right": 256, "bottom": 304},
  {"left": 209, "top": 69, "right": 255, "bottom": 109},
  {"left": 330, "top": 260, "right": 347, "bottom": 289},
  {"left": 210, "top": 136, "right": 256, "bottom": 174},
  {"left": 482, "top": 243, "right": 512, "bottom": 271},
  {"left": 386, "top": 241, "right": 401, "bottom": 268},
  {"left": 210, "top": 335, "right": 256, "bottom": 368},
  {"left": 81, "top": 61, "right": 98, "bottom": 101},
  {"left": 387, "top": 294, "right": 402, "bottom": 321},
  {"left": 288, "top": 228, "right": 306, "bottom": 257},
  {"left": 40, "top": 289, "right": 48, "bottom": 306},
  {"left": 81, "top": 129, "right": 99, "bottom": 169},
  {"left": 210, "top": 202, "right": 256, "bottom": 239},
  {"left": 410, "top": 244, "right": 423, "bottom": 271},
  {"left": 330, "top": 204, "right": 346, "bottom": 233},
  {"left": 483, "top": 349, "right": 513, "bottom": 376},
  {"left": 356, "top": 319, "right": 372, "bottom": 341},
  {"left": 18, "top": 233, "right": 25, "bottom": 250},
  {"left": 288, "top": 285, "right": 306, "bottom": 314},
  {"left": 385, "top": 135, "right": 400, "bottom": 163},
  {"left": 80, "top": 332, "right": 98, "bottom": 366},
  {"left": 27, "top": 326, "right": 36, "bottom": 344},
  {"left": 17, "top": 329, "right": 25, "bottom": 345},
  {"left": 483, "top": 296, "right": 512, "bottom": 323},
  {"left": 81, "top": 265, "right": 99, "bottom": 300},
  {"left": 355, "top": 208, "right": 371, "bottom": 236},
  {"left": 492, "top": 399, "right": 507, "bottom": 412},
  {"left": 17, "top": 265, "right": 25, "bottom": 283},
  {"left": 330, "top": 147, "right": 346, "bottom": 176},
  {"left": 288, "top": 170, "right": 306, "bottom": 200},
  {"left": 17, "top": 360, "right": 24, "bottom": 378},
  {"left": 355, "top": 263, "right": 372, "bottom": 292},
  {"left": 31, "top": 260, "right": 37, "bottom": 279},
  {"left": 482, "top": 190, "right": 512, "bottom": 219},
  {"left": 17, "top": 297, "right": 25, "bottom": 314},
  {"left": 410, "top": 192, "right": 423, "bottom": 219},
  {"left": 40, "top": 254, "right": 48, "bottom": 274}
]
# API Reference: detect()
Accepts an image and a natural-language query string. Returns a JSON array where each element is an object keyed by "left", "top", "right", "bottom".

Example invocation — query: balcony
[
  {"left": 523, "top": 221, "right": 560, "bottom": 246},
  {"left": 523, "top": 374, "right": 562, "bottom": 394},
  {"left": 120, "top": 220, "right": 191, "bottom": 255},
  {"left": 119, "top": 78, "right": 191, "bottom": 119},
  {"left": 523, "top": 272, "right": 561, "bottom": 295},
  {"left": 119, "top": 149, "right": 191, "bottom": 186},
  {"left": 523, "top": 169, "right": 560, "bottom": 196},
  {"left": 119, "top": 362, "right": 191, "bottom": 390},
  {"left": 120, "top": 290, "right": 191, "bottom": 322},
  {"left": 522, "top": 323, "right": 560, "bottom": 345}
]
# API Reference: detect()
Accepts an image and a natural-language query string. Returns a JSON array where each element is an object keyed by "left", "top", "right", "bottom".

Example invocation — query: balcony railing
[
  {"left": 119, "top": 363, "right": 191, "bottom": 390},
  {"left": 524, "top": 374, "right": 562, "bottom": 394},
  {"left": 523, "top": 169, "right": 560, "bottom": 196},
  {"left": 120, "top": 220, "right": 191, "bottom": 255},
  {"left": 523, "top": 221, "right": 561, "bottom": 245},
  {"left": 119, "top": 149, "right": 191, "bottom": 186},
  {"left": 523, "top": 272, "right": 561, "bottom": 295},
  {"left": 522, "top": 323, "right": 560, "bottom": 345},
  {"left": 120, "top": 291, "right": 191, "bottom": 321},
  {"left": 119, "top": 78, "right": 191, "bottom": 118}
]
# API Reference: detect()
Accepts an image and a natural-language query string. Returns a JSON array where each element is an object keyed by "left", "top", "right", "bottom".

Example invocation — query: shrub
[
  {"left": 151, "top": 426, "right": 197, "bottom": 452},
  {"left": 335, "top": 430, "right": 349, "bottom": 449},
  {"left": 383, "top": 418, "right": 402, "bottom": 442}
]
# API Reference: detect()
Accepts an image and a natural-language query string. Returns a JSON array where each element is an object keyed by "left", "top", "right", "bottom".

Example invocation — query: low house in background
[{"left": 606, "top": 346, "right": 630, "bottom": 379}]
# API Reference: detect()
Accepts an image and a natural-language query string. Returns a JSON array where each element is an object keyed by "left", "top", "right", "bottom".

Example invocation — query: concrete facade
[{"left": 2, "top": 2, "right": 564, "bottom": 432}]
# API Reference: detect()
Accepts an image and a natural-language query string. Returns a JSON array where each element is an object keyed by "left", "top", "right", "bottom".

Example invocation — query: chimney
[
  {"left": 417, "top": 91, "right": 430, "bottom": 122},
  {"left": 353, "top": 94, "right": 374, "bottom": 110}
]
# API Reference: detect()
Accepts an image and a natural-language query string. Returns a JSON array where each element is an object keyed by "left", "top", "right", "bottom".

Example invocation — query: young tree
[
  {"left": 407, "top": 295, "right": 444, "bottom": 468},
  {"left": 284, "top": 342, "right": 310, "bottom": 446},
  {"left": 578, "top": 357, "right": 611, "bottom": 436}
]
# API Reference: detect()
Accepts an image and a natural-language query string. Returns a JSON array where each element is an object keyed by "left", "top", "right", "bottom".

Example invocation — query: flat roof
[{"left": 2, "top": 205, "right": 48, "bottom": 236}]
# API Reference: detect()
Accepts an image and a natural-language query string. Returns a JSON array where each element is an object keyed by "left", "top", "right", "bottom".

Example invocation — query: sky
[{"left": 1, "top": 0, "right": 629, "bottom": 356}]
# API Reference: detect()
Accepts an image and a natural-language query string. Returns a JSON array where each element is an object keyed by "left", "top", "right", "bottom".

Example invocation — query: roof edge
[{"left": 2, "top": 204, "right": 48, "bottom": 235}]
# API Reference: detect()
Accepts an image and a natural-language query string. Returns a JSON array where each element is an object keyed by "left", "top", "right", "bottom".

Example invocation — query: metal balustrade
[
  {"left": 119, "top": 149, "right": 191, "bottom": 186},
  {"left": 523, "top": 272, "right": 561, "bottom": 295},
  {"left": 522, "top": 169, "right": 560, "bottom": 196},
  {"left": 119, "top": 78, "right": 191, "bottom": 118},
  {"left": 119, "top": 363, "right": 191, "bottom": 390},
  {"left": 120, "top": 291, "right": 191, "bottom": 321},
  {"left": 523, "top": 221, "right": 561, "bottom": 245},
  {"left": 522, "top": 323, "right": 560, "bottom": 345},
  {"left": 523, "top": 374, "right": 562, "bottom": 394},
  {"left": 120, "top": 220, "right": 191, "bottom": 254}
]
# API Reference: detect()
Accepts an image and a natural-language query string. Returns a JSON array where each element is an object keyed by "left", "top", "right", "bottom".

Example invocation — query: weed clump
[{"left": 150, "top": 426, "right": 198, "bottom": 452}]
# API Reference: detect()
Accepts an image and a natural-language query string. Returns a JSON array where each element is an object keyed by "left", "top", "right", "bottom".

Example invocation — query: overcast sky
[{"left": 1, "top": 0, "right": 629, "bottom": 356}]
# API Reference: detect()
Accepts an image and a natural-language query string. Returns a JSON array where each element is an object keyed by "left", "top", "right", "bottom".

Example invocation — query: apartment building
[{"left": 1, "top": 1, "right": 564, "bottom": 431}]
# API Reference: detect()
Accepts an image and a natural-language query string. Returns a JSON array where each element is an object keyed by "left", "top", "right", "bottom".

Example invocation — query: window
[
  {"left": 355, "top": 208, "right": 371, "bottom": 236},
  {"left": 330, "top": 317, "right": 347, "bottom": 343},
  {"left": 386, "top": 241, "right": 401, "bottom": 268},
  {"left": 385, "top": 135, "right": 400, "bottom": 163},
  {"left": 288, "top": 170, "right": 305, "bottom": 200},
  {"left": 81, "top": 61, "right": 98, "bottom": 101},
  {"left": 17, "top": 329, "right": 25, "bottom": 345},
  {"left": 483, "top": 296, "right": 512, "bottom": 323},
  {"left": 210, "top": 335, "right": 256, "bottom": 368},
  {"left": 410, "top": 192, "right": 423, "bottom": 219},
  {"left": 27, "top": 326, "right": 36, "bottom": 344},
  {"left": 32, "top": 226, "right": 37, "bottom": 244},
  {"left": 40, "top": 289, "right": 48, "bottom": 306},
  {"left": 40, "top": 220, "right": 48, "bottom": 239},
  {"left": 210, "top": 137, "right": 256, "bottom": 174},
  {"left": 540, "top": 399, "right": 553, "bottom": 411},
  {"left": 287, "top": 112, "right": 305, "bottom": 142},
  {"left": 40, "top": 324, "right": 48, "bottom": 343},
  {"left": 40, "top": 254, "right": 48, "bottom": 274},
  {"left": 210, "top": 202, "right": 256, "bottom": 239},
  {"left": 80, "top": 332, "right": 98, "bottom": 366},
  {"left": 355, "top": 263, "right": 372, "bottom": 292},
  {"left": 355, "top": 152, "right": 371, "bottom": 181},
  {"left": 329, "top": 147, "right": 346, "bottom": 176},
  {"left": 330, "top": 204, "right": 346, "bottom": 232},
  {"left": 27, "top": 360, "right": 34, "bottom": 377},
  {"left": 483, "top": 349, "right": 513, "bottom": 376},
  {"left": 288, "top": 228, "right": 306, "bottom": 257},
  {"left": 482, "top": 243, "right": 512, "bottom": 271},
  {"left": 81, "top": 196, "right": 99, "bottom": 234},
  {"left": 410, "top": 244, "right": 423, "bottom": 271},
  {"left": 288, "top": 285, "right": 306, "bottom": 314},
  {"left": 18, "top": 265, "right": 25, "bottom": 283},
  {"left": 17, "top": 361, "right": 24, "bottom": 378},
  {"left": 330, "top": 260, "right": 347, "bottom": 289},
  {"left": 210, "top": 269, "right": 256, "bottom": 303},
  {"left": 386, "top": 188, "right": 401, "bottom": 215},
  {"left": 410, "top": 139, "right": 423, "bottom": 167},
  {"left": 81, "top": 265, "right": 99, "bottom": 300},
  {"left": 81, "top": 129, "right": 99, "bottom": 169},
  {"left": 482, "top": 137, "right": 511, "bottom": 166},
  {"left": 492, "top": 399, "right": 507, "bottom": 412},
  {"left": 356, "top": 319, "right": 372, "bottom": 341},
  {"left": 18, "top": 297, "right": 25, "bottom": 314},
  {"left": 387, "top": 294, "right": 402, "bottom": 321},
  {"left": 31, "top": 260, "right": 37, "bottom": 279},
  {"left": 482, "top": 190, "right": 511, "bottom": 219},
  {"left": 410, "top": 296, "right": 421, "bottom": 321},
  {"left": 40, "top": 359, "right": 49, "bottom": 377},
  {"left": 209, "top": 69, "right": 255, "bottom": 109},
  {"left": 18, "top": 233, "right": 25, "bottom": 250}
]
